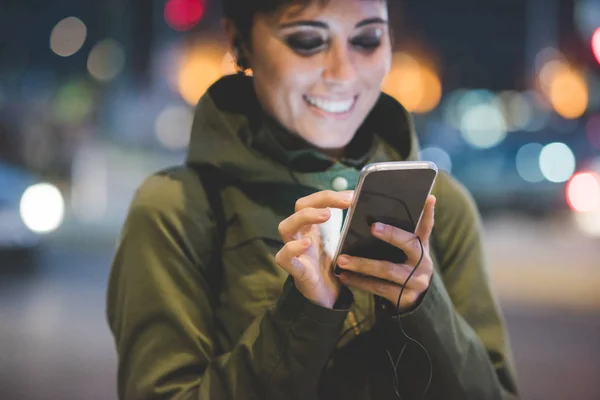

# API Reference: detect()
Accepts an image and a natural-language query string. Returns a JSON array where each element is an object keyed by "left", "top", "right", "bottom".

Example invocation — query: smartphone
[{"left": 332, "top": 161, "right": 438, "bottom": 276}]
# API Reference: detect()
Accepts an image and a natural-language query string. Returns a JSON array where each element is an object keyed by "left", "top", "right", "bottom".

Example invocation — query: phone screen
[{"left": 335, "top": 167, "right": 437, "bottom": 272}]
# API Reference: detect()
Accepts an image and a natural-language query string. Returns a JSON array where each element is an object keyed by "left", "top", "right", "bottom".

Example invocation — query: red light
[
  {"left": 567, "top": 172, "right": 600, "bottom": 213},
  {"left": 164, "top": 0, "right": 205, "bottom": 32},
  {"left": 592, "top": 28, "right": 600, "bottom": 65}
]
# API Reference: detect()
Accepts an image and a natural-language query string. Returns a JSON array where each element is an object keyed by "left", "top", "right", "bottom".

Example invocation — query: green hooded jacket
[{"left": 107, "top": 75, "right": 519, "bottom": 400}]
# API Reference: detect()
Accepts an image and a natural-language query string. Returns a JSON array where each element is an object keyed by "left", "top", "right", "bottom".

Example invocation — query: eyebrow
[{"left": 279, "top": 17, "right": 388, "bottom": 29}]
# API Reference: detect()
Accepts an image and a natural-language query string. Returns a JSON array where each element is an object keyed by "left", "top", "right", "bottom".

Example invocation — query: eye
[
  {"left": 285, "top": 33, "right": 327, "bottom": 55},
  {"left": 351, "top": 35, "right": 381, "bottom": 50},
  {"left": 351, "top": 29, "right": 384, "bottom": 51}
]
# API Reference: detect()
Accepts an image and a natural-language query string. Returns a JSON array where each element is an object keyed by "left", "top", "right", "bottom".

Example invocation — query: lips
[{"left": 303, "top": 95, "right": 357, "bottom": 114}]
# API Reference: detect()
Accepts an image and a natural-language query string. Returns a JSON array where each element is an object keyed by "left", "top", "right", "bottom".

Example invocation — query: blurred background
[{"left": 0, "top": 0, "right": 599, "bottom": 398}]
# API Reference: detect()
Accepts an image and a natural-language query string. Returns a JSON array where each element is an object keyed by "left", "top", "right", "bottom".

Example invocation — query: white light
[
  {"left": 567, "top": 172, "right": 600, "bottom": 213},
  {"left": 442, "top": 90, "right": 468, "bottom": 130},
  {"left": 460, "top": 103, "right": 507, "bottom": 149},
  {"left": 420, "top": 146, "right": 452, "bottom": 172},
  {"left": 87, "top": 39, "right": 126, "bottom": 81},
  {"left": 573, "top": 207, "right": 600, "bottom": 237},
  {"left": 50, "top": 17, "right": 87, "bottom": 57},
  {"left": 539, "top": 142, "right": 576, "bottom": 183},
  {"left": 516, "top": 143, "right": 544, "bottom": 182},
  {"left": 155, "top": 105, "right": 194, "bottom": 150},
  {"left": 20, "top": 183, "right": 65, "bottom": 234}
]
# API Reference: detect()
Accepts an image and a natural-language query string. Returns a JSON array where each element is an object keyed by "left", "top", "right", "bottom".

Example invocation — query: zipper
[{"left": 347, "top": 310, "right": 361, "bottom": 336}]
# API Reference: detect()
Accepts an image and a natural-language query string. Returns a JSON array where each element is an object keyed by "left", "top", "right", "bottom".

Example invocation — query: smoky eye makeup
[
  {"left": 350, "top": 28, "right": 384, "bottom": 51},
  {"left": 283, "top": 31, "right": 329, "bottom": 55}
]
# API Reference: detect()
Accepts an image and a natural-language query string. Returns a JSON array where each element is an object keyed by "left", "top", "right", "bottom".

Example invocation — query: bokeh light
[
  {"left": 155, "top": 105, "right": 194, "bottom": 150},
  {"left": 442, "top": 90, "right": 468, "bottom": 130},
  {"left": 539, "top": 142, "right": 576, "bottom": 183},
  {"left": 567, "top": 172, "right": 600, "bottom": 213},
  {"left": 164, "top": 0, "right": 205, "bottom": 32},
  {"left": 460, "top": 103, "right": 507, "bottom": 149},
  {"left": 542, "top": 61, "right": 589, "bottom": 119},
  {"left": 498, "top": 91, "right": 532, "bottom": 131},
  {"left": 593, "top": 28, "right": 600, "bottom": 65},
  {"left": 54, "top": 80, "right": 94, "bottom": 124},
  {"left": 50, "top": 17, "right": 87, "bottom": 57},
  {"left": 383, "top": 52, "right": 442, "bottom": 114},
  {"left": 87, "top": 39, "right": 126, "bottom": 82},
  {"left": 20, "top": 183, "right": 65, "bottom": 234},
  {"left": 177, "top": 42, "right": 224, "bottom": 105},
  {"left": 420, "top": 146, "right": 452, "bottom": 172},
  {"left": 535, "top": 47, "right": 565, "bottom": 74},
  {"left": 516, "top": 143, "right": 544, "bottom": 183}
]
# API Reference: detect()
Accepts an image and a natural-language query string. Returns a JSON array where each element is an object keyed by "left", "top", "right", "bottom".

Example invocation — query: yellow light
[
  {"left": 178, "top": 42, "right": 224, "bottom": 106},
  {"left": 382, "top": 52, "right": 441, "bottom": 114},
  {"left": 547, "top": 63, "right": 588, "bottom": 119},
  {"left": 415, "top": 67, "right": 442, "bottom": 113}
]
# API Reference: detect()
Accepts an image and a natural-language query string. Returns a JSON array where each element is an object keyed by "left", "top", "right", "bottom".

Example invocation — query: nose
[{"left": 322, "top": 40, "right": 358, "bottom": 85}]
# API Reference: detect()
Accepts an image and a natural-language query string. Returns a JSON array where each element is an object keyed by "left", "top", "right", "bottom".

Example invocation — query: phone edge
[{"left": 331, "top": 161, "right": 438, "bottom": 276}]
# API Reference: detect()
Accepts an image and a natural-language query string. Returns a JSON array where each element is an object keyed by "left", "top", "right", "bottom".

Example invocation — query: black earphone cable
[{"left": 357, "top": 190, "right": 433, "bottom": 399}]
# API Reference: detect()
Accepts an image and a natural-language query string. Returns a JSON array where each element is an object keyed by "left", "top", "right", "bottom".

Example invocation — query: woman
[{"left": 107, "top": 0, "right": 520, "bottom": 398}]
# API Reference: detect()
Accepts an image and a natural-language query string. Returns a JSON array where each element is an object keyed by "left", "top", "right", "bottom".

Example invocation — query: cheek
[
  {"left": 355, "top": 44, "right": 392, "bottom": 86},
  {"left": 255, "top": 58, "right": 318, "bottom": 113}
]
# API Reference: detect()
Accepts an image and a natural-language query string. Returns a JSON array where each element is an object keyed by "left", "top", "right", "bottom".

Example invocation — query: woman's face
[{"left": 246, "top": 0, "right": 391, "bottom": 151}]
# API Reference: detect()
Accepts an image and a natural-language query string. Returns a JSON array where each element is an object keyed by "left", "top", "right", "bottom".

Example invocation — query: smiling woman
[
  {"left": 224, "top": 0, "right": 391, "bottom": 154},
  {"left": 106, "top": 0, "right": 520, "bottom": 399}
]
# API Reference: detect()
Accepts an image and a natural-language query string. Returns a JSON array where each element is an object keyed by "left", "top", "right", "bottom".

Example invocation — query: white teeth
[{"left": 305, "top": 96, "right": 354, "bottom": 114}]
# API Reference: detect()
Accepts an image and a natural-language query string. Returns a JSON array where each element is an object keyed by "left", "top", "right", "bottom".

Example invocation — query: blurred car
[{"left": 0, "top": 160, "right": 65, "bottom": 261}]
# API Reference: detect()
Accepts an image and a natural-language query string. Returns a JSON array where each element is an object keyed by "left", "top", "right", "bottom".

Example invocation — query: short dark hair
[
  {"left": 222, "top": 0, "right": 328, "bottom": 42},
  {"left": 222, "top": 0, "right": 388, "bottom": 70}
]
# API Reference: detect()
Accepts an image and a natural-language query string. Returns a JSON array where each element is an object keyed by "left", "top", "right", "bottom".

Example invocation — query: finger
[
  {"left": 278, "top": 207, "right": 330, "bottom": 242},
  {"left": 295, "top": 190, "right": 354, "bottom": 212},
  {"left": 337, "top": 256, "right": 430, "bottom": 292},
  {"left": 371, "top": 222, "right": 423, "bottom": 265},
  {"left": 339, "top": 272, "right": 420, "bottom": 309},
  {"left": 275, "top": 238, "right": 312, "bottom": 279},
  {"left": 415, "top": 195, "right": 436, "bottom": 247}
]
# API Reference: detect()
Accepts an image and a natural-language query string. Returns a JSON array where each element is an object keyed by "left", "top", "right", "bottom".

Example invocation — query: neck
[{"left": 321, "top": 146, "right": 346, "bottom": 160}]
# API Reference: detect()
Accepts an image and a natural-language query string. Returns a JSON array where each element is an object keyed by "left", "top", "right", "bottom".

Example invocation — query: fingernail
[
  {"left": 373, "top": 223, "right": 384, "bottom": 234},
  {"left": 342, "top": 192, "right": 354, "bottom": 202},
  {"left": 319, "top": 209, "right": 330, "bottom": 217},
  {"left": 338, "top": 255, "right": 349, "bottom": 265}
]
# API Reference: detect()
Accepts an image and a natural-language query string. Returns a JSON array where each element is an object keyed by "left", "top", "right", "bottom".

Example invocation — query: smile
[{"left": 303, "top": 95, "right": 358, "bottom": 116}]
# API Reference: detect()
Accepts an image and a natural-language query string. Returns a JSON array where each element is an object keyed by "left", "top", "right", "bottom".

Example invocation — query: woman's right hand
[{"left": 275, "top": 190, "right": 354, "bottom": 309}]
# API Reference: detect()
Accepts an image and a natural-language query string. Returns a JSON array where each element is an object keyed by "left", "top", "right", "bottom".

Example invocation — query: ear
[
  {"left": 222, "top": 18, "right": 238, "bottom": 52},
  {"left": 222, "top": 18, "right": 251, "bottom": 71}
]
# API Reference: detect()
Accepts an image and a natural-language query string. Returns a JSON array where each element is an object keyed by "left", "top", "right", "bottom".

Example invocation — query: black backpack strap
[{"left": 190, "top": 164, "right": 226, "bottom": 304}]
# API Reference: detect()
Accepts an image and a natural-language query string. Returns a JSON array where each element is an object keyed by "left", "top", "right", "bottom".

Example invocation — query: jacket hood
[{"left": 186, "top": 74, "right": 420, "bottom": 187}]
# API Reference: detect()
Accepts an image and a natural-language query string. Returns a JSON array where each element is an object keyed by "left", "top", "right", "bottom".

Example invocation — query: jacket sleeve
[
  {"left": 106, "top": 169, "right": 350, "bottom": 400},
  {"left": 373, "top": 172, "right": 520, "bottom": 400}
]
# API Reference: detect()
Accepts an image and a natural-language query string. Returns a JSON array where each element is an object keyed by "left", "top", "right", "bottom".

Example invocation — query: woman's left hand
[{"left": 337, "top": 195, "right": 436, "bottom": 311}]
